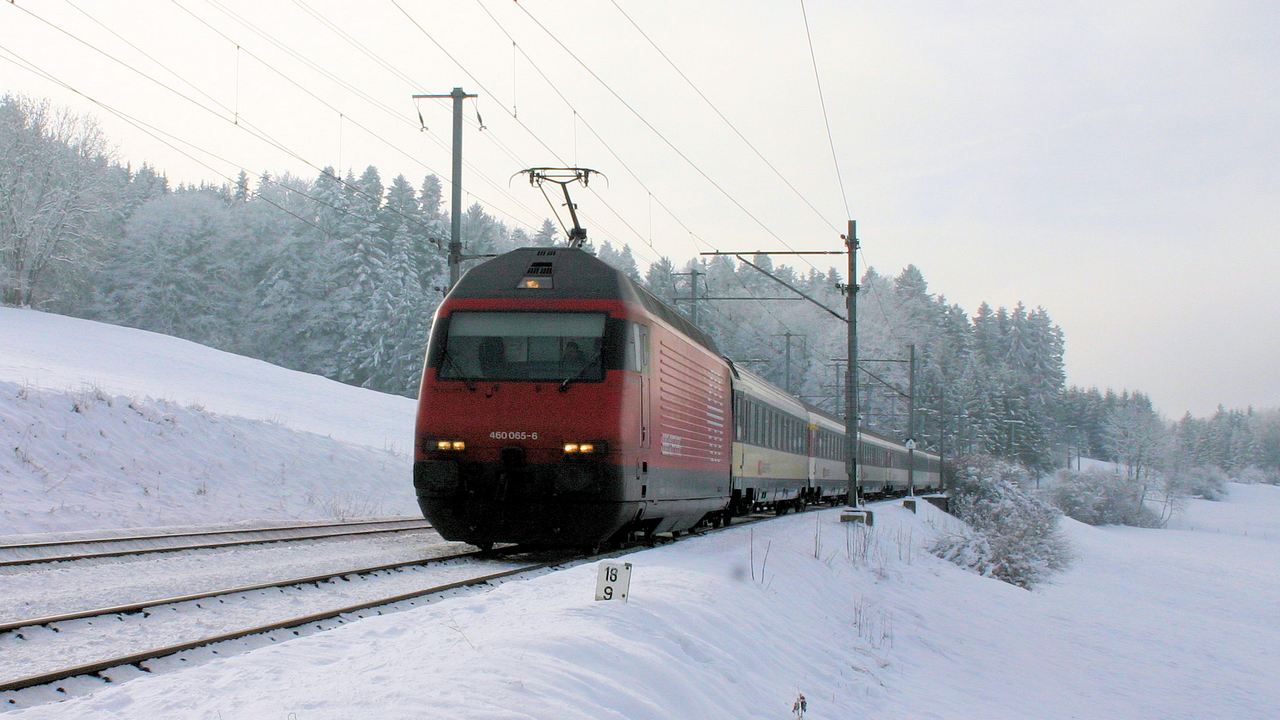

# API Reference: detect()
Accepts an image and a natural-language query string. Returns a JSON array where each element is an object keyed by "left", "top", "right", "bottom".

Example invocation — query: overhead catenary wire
[
  {"left": 205, "top": 0, "right": 537, "bottom": 222},
  {"left": 43, "top": 1, "right": 827, "bottom": 342},
  {"left": 468, "top": 0, "right": 803, "bottom": 338},
  {"left": 485, "top": 4, "right": 814, "bottom": 345},
  {"left": 4, "top": 1, "right": 450, "bottom": 243},
  {"left": 512, "top": 1, "right": 824, "bottom": 278},
  {"left": 391, "top": 0, "right": 667, "bottom": 268},
  {"left": 799, "top": 0, "right": 852, "bottom": 223},
  {"left": 0, "top": 46, "right": 332, "bottom": 237},
  {"left": 174, "top": 0, "right": 547, "bottom": 234},
  {"left": 0, "top": 41, "right": 473, "bottom": 253},
  {"left": 608, "top": 0, "right": 841, "bottom": 237},
  {"left": 64, "top": 0, "right": 545, "bottom": 238}
]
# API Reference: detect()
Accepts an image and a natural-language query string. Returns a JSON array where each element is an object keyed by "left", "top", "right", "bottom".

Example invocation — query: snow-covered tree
[{"left": 0, "top": 94, "right": 117, "bottom": 307}]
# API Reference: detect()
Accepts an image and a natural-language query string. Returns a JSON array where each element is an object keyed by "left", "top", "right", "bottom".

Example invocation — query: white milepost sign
[{"left": 594, "top": 561, "right": 632, "bottom": 602}]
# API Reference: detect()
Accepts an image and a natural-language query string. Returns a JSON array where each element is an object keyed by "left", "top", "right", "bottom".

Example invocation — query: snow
[
  {"left": 0, "top": 307, "right": 419, "bottom": 535},
  {"left": 3, "top": 309, "right": 1278, "bottom": 718},
  {"left": 0, "top": 307, "right": 415, "bottom": 451},
  {"left": 4, "top": 488, "right": 1277, "bottom": 718}
]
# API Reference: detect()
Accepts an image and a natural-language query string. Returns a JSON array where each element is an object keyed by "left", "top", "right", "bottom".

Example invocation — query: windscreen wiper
[
  {"left": 559, "top": 350, "right": 603, "bottom": 392},
  {"left": 440, "top": 349, "right": 477, "bottom": 391}
]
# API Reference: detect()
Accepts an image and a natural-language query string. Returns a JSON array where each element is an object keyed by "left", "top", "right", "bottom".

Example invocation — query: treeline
[
  {"left": 1059, "top": 388, "right": 1280, "bottom": 484},
  {"left": 5, "top": 92, "right": 1276, "bottom": 485}
]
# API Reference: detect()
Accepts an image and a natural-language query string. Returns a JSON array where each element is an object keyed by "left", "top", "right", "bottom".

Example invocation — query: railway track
[
  {"left": 0, "top": 517, "right": 434, "bottom": 567},
  {"left": 0, "top": 548, "right": 561, "bottom": 698},
  {"left": 0, "top": 508, "right": 819, "bottom": 704}
]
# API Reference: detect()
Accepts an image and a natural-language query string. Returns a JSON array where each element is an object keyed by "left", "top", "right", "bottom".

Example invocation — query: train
[{"left": 412, "top": 247, "right": 941, "bottom": 551}]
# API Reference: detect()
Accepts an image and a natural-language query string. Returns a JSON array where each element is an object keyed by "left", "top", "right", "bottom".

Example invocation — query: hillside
[{"left": 0, "top": 308, "right": 419, "bottom": 535}]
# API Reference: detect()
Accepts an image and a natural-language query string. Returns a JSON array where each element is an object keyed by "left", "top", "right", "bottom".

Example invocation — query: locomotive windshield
[{"left": 438, "top": 311, "right": 607, "bottom": 382}]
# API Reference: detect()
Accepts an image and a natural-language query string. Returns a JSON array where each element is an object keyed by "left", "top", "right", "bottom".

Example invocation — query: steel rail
[
  {"left": 0, "top": 560, "right": 560, "bottom": 694},
  {"left": 0, "top": 548, "right": 496, "bottom": 634},
  {"left": 0, "top": 517, "right": 425, "bottom": 552},
  {"left": 0, "top": 522, "right": 435, "bottom": 569},
  {"left": 0, "top": 507, "right": 849, "bottom": 698}
]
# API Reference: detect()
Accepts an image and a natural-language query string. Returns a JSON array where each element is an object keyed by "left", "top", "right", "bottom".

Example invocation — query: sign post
[{"left": 594, "top": 562, "right": 633, "bottom": 602}]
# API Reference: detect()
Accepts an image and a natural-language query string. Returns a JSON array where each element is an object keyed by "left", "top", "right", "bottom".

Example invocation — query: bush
[
  {"left": 1049, "top": 469, "right": 1162, "bottom": 527},
  {"left": 1233, "top": 465, "right": 1277, "bottom": 486},
  {"left": 932, "top": 455, "right": 1071, "bottom": 589},
  {"left": 1171, "top": 465, "right": 1228, "bottom": 500}
]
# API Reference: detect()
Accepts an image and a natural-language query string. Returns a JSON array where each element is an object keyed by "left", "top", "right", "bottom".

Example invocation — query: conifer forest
[{"left": 3, "top": 93, "right": 1277, "bottom": 482}]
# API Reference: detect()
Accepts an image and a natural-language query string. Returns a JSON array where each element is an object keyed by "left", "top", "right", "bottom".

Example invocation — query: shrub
[
  {"left": 1049, "top": 469, "right": 1162, "bottom": 527},
  {"left": 933, "top": 455, "right": 1071, "bottom": 589},
  {"left": 1171, "top": 465, "right": 1228, "bottom": 500},
  {"left": 1233, "top": 465, "right": 1276, "bottom": 486}
]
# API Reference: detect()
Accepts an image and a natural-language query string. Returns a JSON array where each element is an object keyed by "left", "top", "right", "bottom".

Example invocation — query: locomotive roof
[{"left": 452, "top": 247, "right": 720, "bottom": 355}]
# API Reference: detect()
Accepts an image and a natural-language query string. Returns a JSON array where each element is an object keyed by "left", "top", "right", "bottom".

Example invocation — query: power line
[
  {"left": 182, "top": 0, "right": 547, "bottom": 234},
  {"left": 392, "top": 0, "right": 669, "bottom": 265},
  {"left": 465, "top": 1, "right": 802, "bottom": 337},
  {"left": 513, "top": 1, "right": 823, "bottom": 277},
  {"left": 608, "top": 0, "right": 840, "bottom": 236},
  {"left": 488, "top": 4, "right": 844, "bottom": 351},
  {"left": 799, "top": 0, "right": 851, "bottom": 221},
  {"left": 0, "top": 45, "right": 330, "bottom": 235},
  {"left": 4, "top": 1, "right": 447, "bottom": 241},
  {"left": 0, "top": 39, "right": 471, "bottom": 253}
]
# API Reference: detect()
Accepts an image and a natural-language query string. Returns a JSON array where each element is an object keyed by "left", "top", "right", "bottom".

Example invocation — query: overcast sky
[{"left": 2, "top": 0, "right": 1276, "bottom": 418}]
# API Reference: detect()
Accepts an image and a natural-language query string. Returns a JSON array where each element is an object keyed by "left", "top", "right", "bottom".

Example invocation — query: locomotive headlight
[
  {"left": 578, "top": 443, "right": 595, "bottom": 454},
  {"left": 435, "top": 440, "right": 466, "bottom": 452},
  {"left": 563, "top": 443, "right": 580, "bottom": 454},
  {"left": 563, "top": 441, "right": 606, "bottom": 454},
  {"left": 451, "top": 441, "right": 466, "bottom": 451},
  {"left": 437, "top": 440, "right": 453, "bottom": 451}
]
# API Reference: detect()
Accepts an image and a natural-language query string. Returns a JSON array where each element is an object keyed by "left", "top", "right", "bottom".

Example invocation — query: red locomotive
[{"left": 413, "top": 246, "right": 940, "bottom": 550}]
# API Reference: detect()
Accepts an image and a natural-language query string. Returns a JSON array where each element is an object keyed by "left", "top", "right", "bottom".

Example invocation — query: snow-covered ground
[
  {"left": 4, "top": 308, "right": 1277, "bottom": 718},
  {"left": 0, "top": 307, "right": 418, "bottom": 534},
  {"left": 0, "top": 307, "right": 415, "bottom": 450},
  {"left": 6, "top": 487, "right": 1278, "bottom": 719}
]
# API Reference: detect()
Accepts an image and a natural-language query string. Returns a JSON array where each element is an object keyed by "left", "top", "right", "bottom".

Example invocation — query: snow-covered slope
[
  {"left": 0, "top": 308, "right": 419, "bottom": 535},
  {"left": 10, "top": 486, "right": 1279, "bottom": 719},
  {"left": 0, "top": 307, "right": 415, "bottom": 450}
]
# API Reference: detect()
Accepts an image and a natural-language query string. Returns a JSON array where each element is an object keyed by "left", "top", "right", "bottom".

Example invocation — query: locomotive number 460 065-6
[{"left": 489, "top": 431, "right": 539, "bottom": 440}]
